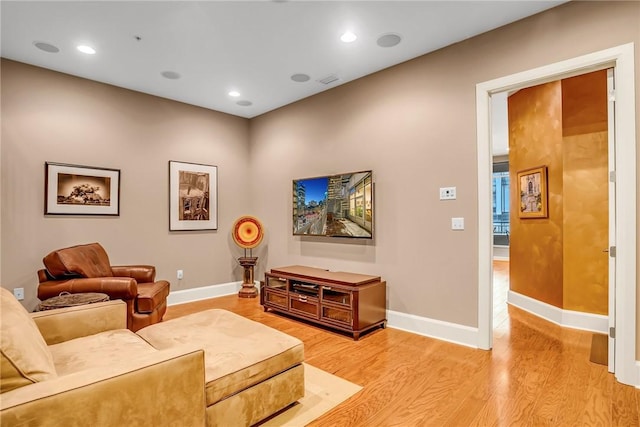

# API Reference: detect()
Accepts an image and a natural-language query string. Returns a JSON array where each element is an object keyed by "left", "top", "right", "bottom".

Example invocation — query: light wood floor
[{"left": 165, "top": 261, "right": 640, "bottom": 426}]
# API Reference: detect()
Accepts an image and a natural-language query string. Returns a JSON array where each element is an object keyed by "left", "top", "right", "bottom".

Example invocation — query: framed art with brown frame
[
  {"left": 517, "top": 165, "right": 548, "bottom": 218},
  {"left": 45, "top": 162, "right": 120, "bottom": 216},
  {"left": 169, "top": 160, "right": 218, "bottom": 231}
]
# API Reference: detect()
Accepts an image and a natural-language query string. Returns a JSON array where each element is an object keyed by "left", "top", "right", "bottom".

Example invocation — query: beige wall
[
  {"left": 1, "top": 1, "right": 638, "bottom": 332},
  {"left": 1, "top": 60, "right": 251, "bottom": 310},
  {"left": 249, "top": 1, "right": 639, "bottom": 327}
]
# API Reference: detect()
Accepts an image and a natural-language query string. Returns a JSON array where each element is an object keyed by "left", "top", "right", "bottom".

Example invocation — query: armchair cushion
[
  {"left": 43, "top": 242, "right": 113, "bottom": 278},
  {"left": 111, "top": 265, "right": 156, "bottom": 283},
  {"left": 137, "top": 281, "right": 170, "bottom": 314},
  {"left": 0, "top": 288, "right": 57, "bottom": 393},
  {"left": 37, "top": 277, "right": 138, "bottom": 301}
]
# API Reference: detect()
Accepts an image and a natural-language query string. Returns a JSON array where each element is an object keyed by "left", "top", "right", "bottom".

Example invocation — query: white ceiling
[{"left": 1, "top": 1, "right": 565, "bottom": 119}]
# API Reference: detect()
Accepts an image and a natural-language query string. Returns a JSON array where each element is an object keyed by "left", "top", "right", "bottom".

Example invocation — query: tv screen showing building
[{"left": 293, "top": 170, "right": 373, "bottom": 238}]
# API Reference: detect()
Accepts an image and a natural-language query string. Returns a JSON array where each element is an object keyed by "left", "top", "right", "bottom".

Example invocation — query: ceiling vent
[{"left": 317, "top": 74, "right": 340, "bottom": 85}]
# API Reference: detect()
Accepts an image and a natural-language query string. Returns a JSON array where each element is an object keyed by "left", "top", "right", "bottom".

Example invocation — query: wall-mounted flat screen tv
[{"left": 293, "top": 170, "right": 373, "bottom": 239}]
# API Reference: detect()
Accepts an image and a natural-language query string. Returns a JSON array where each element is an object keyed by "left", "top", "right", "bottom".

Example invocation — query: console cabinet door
[
  {"left": 266, "top": 275, "right": 288, "bottom": 291},
  {"left": 320, "top": 285, "right": 353, "bottom": 327},
  {"left": 321, "top": 305, "right": 353, "bottom": 327},
  {"left": 265, "top": 290, "right": 287, "bottom": 309},
  {"left": 321, "top": 286, "right": 351, "bottom": 306}
]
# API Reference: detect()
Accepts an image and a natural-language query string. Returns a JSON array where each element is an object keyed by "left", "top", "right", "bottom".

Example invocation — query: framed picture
[
  {"left": 169, "top": 161, "right": 217, "bottom": 231},
  {"left": 517, "top": 165, "right": 548, "bottom": 218},
  {"left": 45, "top": 162, "right": 120, "bottom": 216}
]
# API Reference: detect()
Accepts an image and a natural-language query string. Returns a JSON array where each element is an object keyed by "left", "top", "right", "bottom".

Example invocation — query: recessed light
[
  {"left": 161, "top": 71, "right": 181, "bottom": 80},
  {"left": 228, "top": 91, "right": 241, "bottom": 97},
  {"left": 33, "top": 41, "right": 59, "bottom": 53},
  {"left": 377, "top": 33, "right": 402, "bottom": 48},
  {"left": 340, "top": 31, "right": 357, "bottom": 43},
  {"left": 77, "top": 45, "right": 96, "bottom": 54},
  {"left": 291, "top": 73, "right": 310, "bottom": 83},
  {"left": 237, "top": 100, "right": 252, "bottom": 107}
]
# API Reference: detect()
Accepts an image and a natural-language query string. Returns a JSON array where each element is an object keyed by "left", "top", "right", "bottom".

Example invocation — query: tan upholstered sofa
[{"left": 0, "top": 287, "right": 305, "bottom": 426}]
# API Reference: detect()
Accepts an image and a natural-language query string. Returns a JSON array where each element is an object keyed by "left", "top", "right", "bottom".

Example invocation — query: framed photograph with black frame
[
  {"left": 517, "top": 165, "right": 548, "bottom": 218},
  {"left": 169, "top": 160, "right": 218, "bottom": 231},
  {"left": 45, "top": 162, "right": 120, "bottom": 216}
]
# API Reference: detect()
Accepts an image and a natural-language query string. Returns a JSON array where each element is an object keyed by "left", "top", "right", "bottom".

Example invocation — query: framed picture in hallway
[
  {"left": 517, "top": 166, "right": 548, "bottom": 218},
  {"left": 45, "top": 162, "right": 120, "bottom": 216},
  {"left": 169, "top": 161, "right": 217, "bottom": 231}
]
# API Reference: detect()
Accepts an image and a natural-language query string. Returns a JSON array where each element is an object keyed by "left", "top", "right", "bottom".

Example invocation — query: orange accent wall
[
  {"left": 562, "top": 70, "right": 609, "bottom": 314},
  {"left": 508, "top": 70, "right": 608, "bottom": 313},
  {"left": 509, "top": 81, "right": 564, "bottom": 308}
]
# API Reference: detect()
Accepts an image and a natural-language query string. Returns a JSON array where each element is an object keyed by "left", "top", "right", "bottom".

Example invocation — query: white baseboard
[
  {"left": 493, "top": 246, "right": 509, "bottom": 261},
  {"left": 387, "top": 310, "right": 479, "bottom": 349},
  {"left": 167, "top": 281, "right": 244, "bottom": 306},
  {"left": 168, "top": 284, "right": 480, "bottom": 348},
  {"left": 508, "top": 290, "right": 608, "bottom": 333},
  {"left": 168, "top": 283, "right": 480, "bottom": 348}
]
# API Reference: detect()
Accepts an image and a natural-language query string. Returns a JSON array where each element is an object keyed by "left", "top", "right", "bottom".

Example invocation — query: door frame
[
  {"left": 607, "top": 68, "right": 617, "bottom": 373},
  {"left": 475, "top": 43, "right": 637, "bottom": 386}
]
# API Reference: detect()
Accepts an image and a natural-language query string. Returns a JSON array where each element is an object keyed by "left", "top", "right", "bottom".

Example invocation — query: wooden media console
[{"left": 261, "top": 265, "right": 386, "bottom": 340}]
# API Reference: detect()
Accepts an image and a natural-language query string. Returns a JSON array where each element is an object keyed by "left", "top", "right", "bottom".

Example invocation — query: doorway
[
  {"left": 491, "top": 70, "right": 610, "bottom": 359},
  {"left": 476, "top": 43, "right": 637, "bottom": 386}
]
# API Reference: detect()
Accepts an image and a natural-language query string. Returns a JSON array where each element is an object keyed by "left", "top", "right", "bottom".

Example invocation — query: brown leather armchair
[{"left": 37, "top": 242, "right": 170, "bottom": 331}]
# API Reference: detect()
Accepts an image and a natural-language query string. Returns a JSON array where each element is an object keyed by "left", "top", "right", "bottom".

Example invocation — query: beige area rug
[{"left": 259, "top": 363, "right": 362, "bottom": 427}]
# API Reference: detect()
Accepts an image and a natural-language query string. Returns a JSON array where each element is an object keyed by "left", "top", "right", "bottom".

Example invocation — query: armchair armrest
[
  {"left": 0, "top": 347, "right": 206, "bottom": 426},
  {"left": 37, "top": 277, "right": 138, "bottom": 301},
  {"left": 111, "top": 265, "right": 156, "bottom": 283},
  {"left": 32, "top": 300, "right": 127, "bottom": 345}
]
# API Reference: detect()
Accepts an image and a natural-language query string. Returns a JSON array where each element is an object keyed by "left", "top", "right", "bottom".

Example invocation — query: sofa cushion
[
  {"left": 137, "top": 309, "right": 304, "bottom": 406},
  {"left": 49, "top": 329, "right": 158, "bottom": 376},
  {"left": 43, "top": 242, "right": 113, "bottom": 278},
  {"left": 0, "top": 287, "right": 57, "bottom": 393}
]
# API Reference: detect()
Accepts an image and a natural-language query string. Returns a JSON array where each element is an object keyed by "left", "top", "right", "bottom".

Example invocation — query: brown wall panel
[
  {"left": 562, "top": 70, "right": 608, "bottom": 137},
  {"left": 562, "top": 71, "right": 609, "bottom": 315},
  {"left": 562, "top": 132, "right": 608, "bottom": 314}
]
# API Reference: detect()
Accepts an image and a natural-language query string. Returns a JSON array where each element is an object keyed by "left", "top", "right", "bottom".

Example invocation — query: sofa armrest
[
  {"left": 0, "top": 347, "right": 206, "bottom": 427},
  {"left": 32, "top": 300, "right": 127, "bottom": 345},
  {"left": 37, "top": 277, "right": 138, "bottom": 300},
  {"left": 111, "top": 265, "right": 156, "bottom": 283}
]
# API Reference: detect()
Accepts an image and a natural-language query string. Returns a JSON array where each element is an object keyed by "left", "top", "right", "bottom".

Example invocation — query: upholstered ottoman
[{"left": 137, "top": 309, "right": 304, "bottom": 427}]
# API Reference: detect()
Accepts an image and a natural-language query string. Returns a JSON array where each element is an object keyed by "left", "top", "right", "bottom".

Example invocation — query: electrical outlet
[
  {"left": 177, "top": 270, "right": 184, "bottom": 280},
  {"left": 440, "top": 187, "right": 457, "bottom": 200},
  {"left": 13, "top": 288, "right": 24, "bottom": 300},
  {"left": 451, "top": 217, "right": 465, "bottom": 230}
]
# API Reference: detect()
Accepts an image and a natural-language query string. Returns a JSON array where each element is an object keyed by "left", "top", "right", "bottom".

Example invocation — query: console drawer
[
  {"left": 289, "top": 295, "right": 318, "bottom": 318},
  {"left": 321, "top": 305, "right": 352, "bottom": 327}
]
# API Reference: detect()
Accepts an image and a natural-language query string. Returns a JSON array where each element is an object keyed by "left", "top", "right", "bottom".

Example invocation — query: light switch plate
[
  {"left": 451, "top": 217, "right": 464, "bottom": 230},
  {"left": 440, "top": 187, "right": 457, "bottom": 200}
]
